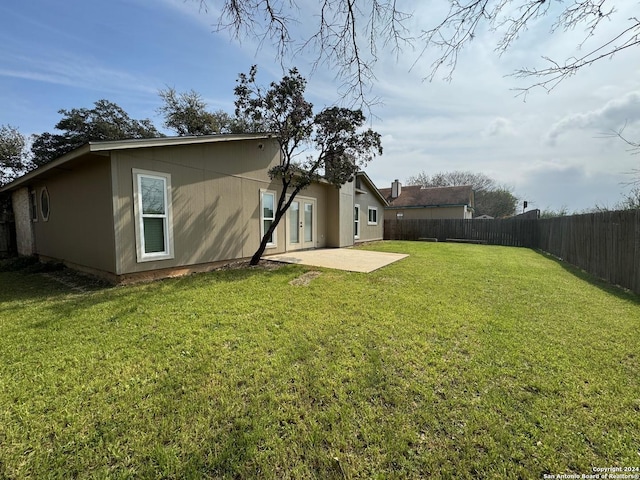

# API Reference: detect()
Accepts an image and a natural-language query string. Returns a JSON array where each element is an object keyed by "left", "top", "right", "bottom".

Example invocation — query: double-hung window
[
  {"left": 354, "top": 204, "right": 360, "bottom": 239},
  {"left": 260, "top": 190, "right": 277, "bottom": 247},
  {"left": 368, "top": 206, "right": 378, "bottom": 225},
  {"left": 133, "top": 169, "right": 174, "bottom": 262},
  {"left": 29, "top": 189, "right": 38, "bottom": 222}
]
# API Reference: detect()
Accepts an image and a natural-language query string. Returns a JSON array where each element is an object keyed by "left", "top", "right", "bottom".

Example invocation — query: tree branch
[
  {"left": 196, "top": 0, "right": 639, "bottom": 102},
  {"left": 511, "top": 18, "right": 640, "bottom": 97}
]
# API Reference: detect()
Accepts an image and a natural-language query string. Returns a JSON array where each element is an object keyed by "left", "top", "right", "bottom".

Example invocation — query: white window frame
[
  {"left": 40, "top": 187, "right": 50, "bottom": 222},
  {"left": 132, "top": 169, "right": 174, "bottom": 262},
  {"left": 367, "top": 206, "right": 378, "bottom": 225},
  {"left": 260, "top": 189, "right": 277, "bottom": 248},
  {"left": 29, "top": 189, "right": 38, "bottom": 222},
  {"left": 354, "top": 204, "right": 360, "bottom": 239}
]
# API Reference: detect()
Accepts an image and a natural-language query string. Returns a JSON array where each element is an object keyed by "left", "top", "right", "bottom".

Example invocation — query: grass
[{"left": 0, "top": 241, "right": 638, "bottom": 479}]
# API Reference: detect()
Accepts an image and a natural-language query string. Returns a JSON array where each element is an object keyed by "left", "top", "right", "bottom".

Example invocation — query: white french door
[{"left": 286, "top": 196, "right": 316, "bottom": 251}]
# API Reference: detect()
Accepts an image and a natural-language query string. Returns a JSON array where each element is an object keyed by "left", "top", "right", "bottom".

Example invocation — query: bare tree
[
  {"left": 617, "top": 186, "right": 640, "bottom": 209},
  {"left": 406, "top": 170, "right": 519, "bottom": 217},
  {"left": 195, "top": 0, "right": 639, "bottom": 101},
  {"left": 606, "top": 124, "right": 640, "bottom": 186}
]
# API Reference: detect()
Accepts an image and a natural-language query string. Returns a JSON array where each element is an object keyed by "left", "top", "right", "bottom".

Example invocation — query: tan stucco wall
[
  {"left": 337, "top": 182, "right": 355, "bottom": 247},
  {"left": 11, "top": 187, "right": 34, "bottom": 256},
  {"left": 112, "top": 139, "right": 335, "bottom": 275},
  {"left": 11, "top": 138, "right": 359, "bottom": 280},
  {"left": 384, "top": 206, "right": 468, "bottom": 220},
  {"left": 325, "top": 187, "right": 341, "bottom": 247},
  {"left": 354, "top": 183, "right": 385, "bottom": 242},
  {"left": 30, "top": 155, "right": 117, "bottom": 273}
]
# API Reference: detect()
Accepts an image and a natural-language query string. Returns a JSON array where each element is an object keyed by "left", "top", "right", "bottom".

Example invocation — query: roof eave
[
  {"left": 386, "top": 203, "right": 472, "bottom": 209},
  {"left": 0, "top": 144, "right": 93, "bottom": 193},
  {"left": 0, "top": 134, "right": 275, "bottom": 194},
  {"left": 87, "top": 133, "right": 273, "bottom": 152},
  {"left": 355, "top": 171, "right": 389, "bottom": 206}
]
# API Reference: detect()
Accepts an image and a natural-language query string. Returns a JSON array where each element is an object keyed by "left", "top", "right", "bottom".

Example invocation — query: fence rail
[{"left": 384, "top": 211, "right": 640, "bottom": 295}]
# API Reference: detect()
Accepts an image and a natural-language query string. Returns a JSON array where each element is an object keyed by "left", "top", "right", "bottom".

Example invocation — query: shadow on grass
[
  {"left": 0, "top": 258, "right": 114, "bottom": 302},
  {"left": 0, "top": 258, "right": 293, "bottom": 302},
  {"left": 0, "top": 261, "right": 302, "bottom": 332},
  {"left": 533, "top": 249, "right": 640, "bottom": 305},
  {"left": 167, "top": 261, "right": 294, "bottom": 290}
]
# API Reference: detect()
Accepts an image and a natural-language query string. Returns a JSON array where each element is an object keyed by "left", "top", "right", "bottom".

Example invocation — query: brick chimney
[{"left": 391, "top": 179, "right": 402, "bottom": 198}]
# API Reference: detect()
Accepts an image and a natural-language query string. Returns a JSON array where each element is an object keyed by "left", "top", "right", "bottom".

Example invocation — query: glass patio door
[{"left": 287, "top": 196, "right": 316, "bottom": 250}]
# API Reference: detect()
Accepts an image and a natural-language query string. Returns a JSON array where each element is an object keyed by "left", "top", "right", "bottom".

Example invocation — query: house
[
  {"left": 0, "top": 135, "right": 387, "bottom": 283},
  {"left": 379, "top": 180, "right": 475, "bottom": 220},
  {"left": 512, "top": 209, "right": 540, "bottom": 220},
  {"left": 353, "top": 171, "right": 388, "bottom": 243}
]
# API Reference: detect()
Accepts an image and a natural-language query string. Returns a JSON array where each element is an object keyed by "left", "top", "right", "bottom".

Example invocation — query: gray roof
[
  {"left": 379, "top": 184, "right": 474, "bottom": 208},
  {"left": 0, "top": 134, "right": 272, "bottom": 193}
]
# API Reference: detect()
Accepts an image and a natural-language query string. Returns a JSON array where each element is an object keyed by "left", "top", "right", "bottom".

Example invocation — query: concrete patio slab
[{"left": 266, "top": 248, "right": 408, "bottom": 273}]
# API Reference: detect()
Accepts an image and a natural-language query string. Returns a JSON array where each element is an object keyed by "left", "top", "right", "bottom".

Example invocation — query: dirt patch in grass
[
  {"left": 289, "top": 270, "right": 322, "bottom": 286},
  {"left": 41, "top": 269, "right": 112, "bottom": 292},
  {"left": 214, "top": 260, "right": 283, "bottom": 271}
]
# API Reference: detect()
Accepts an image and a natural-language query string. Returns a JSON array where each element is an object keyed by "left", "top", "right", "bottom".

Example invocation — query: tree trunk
[
  {"left": 249, "top": 208, "right": 287, "bottom": 265},
  {"left": 249, "top": 229, "right": 272, "bottom": 265},
  {"left": 249, "top": 183, "right": 302, "bottom": 265}
]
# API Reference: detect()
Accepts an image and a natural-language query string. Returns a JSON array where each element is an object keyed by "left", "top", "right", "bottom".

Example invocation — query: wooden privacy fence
[
  {"left": 384, "top": 210, "right": 640, "bottom": 295},
  {"left": 384, "top": 218, "right": 539, "bottom": 247},
  {"left": 537, "top": 210, "right": 640, "bottom": 295}
]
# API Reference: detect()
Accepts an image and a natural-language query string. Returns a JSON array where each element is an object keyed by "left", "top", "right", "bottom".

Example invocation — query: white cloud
[
  {"left": 515, "top": 162, "right": 628, "bottom": 212},
  {"left": 483, "top": 117, "right": 516, "bottom": 137},
  {"left": 0, "top": 47, "right": 159, "bottom": 95},
  {"left": 545, "top": 91, "right": 640, "bottom": 145}
]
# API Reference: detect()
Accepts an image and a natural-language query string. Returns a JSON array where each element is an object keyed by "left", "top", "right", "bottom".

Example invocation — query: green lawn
[{"left": 0, "top": 242, "right": 638, "bottom": 479}]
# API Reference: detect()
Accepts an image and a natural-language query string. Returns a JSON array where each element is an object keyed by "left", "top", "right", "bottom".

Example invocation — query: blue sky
[{"left": 1, "top": 0, "right": 639, "bottom": 212}]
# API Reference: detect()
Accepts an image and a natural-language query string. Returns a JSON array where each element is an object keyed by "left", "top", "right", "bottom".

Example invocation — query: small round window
[{"left": 40, "top": 188, "right": 50, "bottom": 221}]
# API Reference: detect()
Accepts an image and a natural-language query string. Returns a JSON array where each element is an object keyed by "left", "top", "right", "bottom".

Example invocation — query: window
[
  {"left": 133, "top": 169, "right": 174, "bottom": 262},
  {"left": 40, "top": 187, "right": 50, "bottom": 221},
  {"left": 368, "top": 206, "right": 378, "bottom": 225},
  {"left": 261, "top": 190, "right": 277, "bottom": 247},
  {"left": 354, "top": 204, "right": 360, "bottom": 239},
  {"left": 29, "top": 189, "right": 37, "bottom": 222}
]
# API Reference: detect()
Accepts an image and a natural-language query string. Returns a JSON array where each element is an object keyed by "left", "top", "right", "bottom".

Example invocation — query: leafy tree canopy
[
  {"left": 406, "top": 170, "right": 518, "bottom": 218},
  {"left": 0, "top": 125, "right": 31, "bottom": 187},
  {"left": 158, "top": 87, "right": 238, "bottom": 135},
  {"left": 235, "top": 66, "right": 382, "bottom": 264},
  {"left": 31, "top": 99, "right": 162, "bottom": 167}
]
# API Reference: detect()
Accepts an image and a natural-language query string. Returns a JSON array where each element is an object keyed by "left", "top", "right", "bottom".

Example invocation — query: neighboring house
[
  {"left": 379, "top": 180, "right": 475, "bottom": 220},
  {"left": 512, "top": 209, "right": 540, "bottom": 220},
  {"left": 0, "top": 135, "right": 386, "bottom": 283},
  {"left": 475, "top": 214, "right": 494, "bottom": 220}
]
